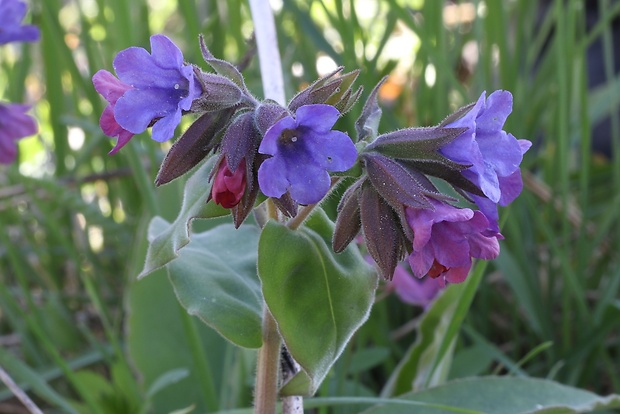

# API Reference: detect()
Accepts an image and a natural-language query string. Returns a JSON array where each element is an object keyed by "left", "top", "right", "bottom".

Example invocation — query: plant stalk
[
  {"left": 248, "top": 1, "right": 303, "bottom": 412},
  {"left": 254, "top": 306, "right": 281, "bottom": 414}
]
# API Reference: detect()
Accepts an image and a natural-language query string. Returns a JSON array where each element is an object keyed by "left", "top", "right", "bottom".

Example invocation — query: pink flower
[
  {"left": 406, "top": 200, "right": 500, "bottom": 286},
  {"left": 92, "top": 70, "right": 134, "bottom": 154},
  {"left": 390, "top": 264, "right": 442, "bottom": 308},
  {"left": 211, "top": 158, "right": 246, "bottom": 208}
]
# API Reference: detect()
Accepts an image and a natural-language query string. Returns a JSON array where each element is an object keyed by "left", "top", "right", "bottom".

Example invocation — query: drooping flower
[
  {"left": 257, "top": 104, "right": 357, "bottom": 205},
  {"left": 0, "top": 0, "right": 40, "bottom": 45},
  {"left": 439, "top": 90, "right": 531, "bottom": 232},
  {"left": 405, "top": 199, "right": 500, "bottom": 286},
  {"left": 211, "top": 158, "right": 246, "bottom": 208},
  {"left": 92, "top": 70, "right": 134, "bottom": 154},
  {"left": 92, "top": 34, "right": 202, "bottom": 152},
  {"left": 0, "top": 102, "right": 37, "bottom": 164}
]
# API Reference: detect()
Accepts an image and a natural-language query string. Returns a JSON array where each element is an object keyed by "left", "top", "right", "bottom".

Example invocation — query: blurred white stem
[
  {"left": 0, "top": 365, "right": 44, "bottom": 414},
  {"left": 248, "top": 0, "right": 285, "bottom": 105}
]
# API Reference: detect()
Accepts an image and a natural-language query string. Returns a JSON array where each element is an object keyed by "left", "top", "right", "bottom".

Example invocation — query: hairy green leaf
[{"left": 258, "top": 209, "right": 377, "bottom": 396}]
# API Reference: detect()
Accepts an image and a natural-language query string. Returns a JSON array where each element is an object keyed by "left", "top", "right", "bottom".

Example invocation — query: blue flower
[
  {"left": 258, "top": 104, "right": 357, "bottom": 205},
  {"left": 0, "top": 102, "right": 37, "bottom": 164},
  {"left": 440, "top": 90, "right": 531, "bottom": 233},
  {"left": 0, "top": 0, "right": 40, "bottom": 45},
  {"left": 93, "top": 34, "right": 202, "bottom": 150}
]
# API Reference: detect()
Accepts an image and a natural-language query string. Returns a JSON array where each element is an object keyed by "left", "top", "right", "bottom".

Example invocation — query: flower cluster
[
  {"left": 333, "top": 81, "right": 530, "bottom": 285},
  {"left": 0, "top": 0, "right": 39, "bottom": 165},
  {"left": 93, "top": 35, "right": 530, "bottom": 286},
  {"left": 94, "top": 34, "right": 360, "bottom": 225}
]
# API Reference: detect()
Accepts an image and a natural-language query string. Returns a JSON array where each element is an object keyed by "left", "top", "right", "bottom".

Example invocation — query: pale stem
[
  {"left": 0, "top": 365, "right": 44, "bottom": 414},
  {"left": 254, "top": 306, "right": 282, "bottom": 414},
  {"left": 248, "top": 1, "right": 303, "bottom": 413}
]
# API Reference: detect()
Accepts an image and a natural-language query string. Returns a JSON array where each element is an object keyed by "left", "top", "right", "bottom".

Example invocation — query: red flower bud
[{"left": 212, "top": 158, "right": 246, "bottom": 208}]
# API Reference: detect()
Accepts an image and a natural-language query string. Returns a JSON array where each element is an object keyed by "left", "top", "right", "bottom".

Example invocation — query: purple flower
[
  {"left": 0, "top": 102, "right": 37, "bottom": 164},
  {"left": 0, "top": 0, "right": 40, "bottom": 45},
  {"left": 440, "top": 90, "right": 531, "bottom": 232},
  {"left": 406, "top": 199, "right": 500, "bottom": 286},
  {"left": 390, "top": 264, "right": 442, "bottom": 308},
  {"left": 92, "top": 34, "right": 202, "bottom": 153},
  {"left": 257, "top": 104, "right": 357, "bottom": 205}
]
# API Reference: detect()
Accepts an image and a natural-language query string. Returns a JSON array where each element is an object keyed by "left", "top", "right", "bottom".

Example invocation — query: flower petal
[{"left": 296, "top": 104, "right": 339, "bottom": 133}]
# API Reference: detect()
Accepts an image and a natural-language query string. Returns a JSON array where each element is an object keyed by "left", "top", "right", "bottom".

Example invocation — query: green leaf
[
  {"left": 139, "top": 156, "right": 230, "bottom": 279},
  {"left": 364, "top": 376, "right": 620, "bottom": 414},
  {"left": 167, "top": 223, "right": 263, "bottom": 349},
  {"left": 382, "top": 262, "right": 489, "bottom": 396},
  {"left": 258, "top": 209, "right": 378, "bottom": 396},
  {"left": 0, "top": 347, "right": 79, "bottom": 414},
  {"left": 145, "top": 369, "right": 191, "bottom": 399}
]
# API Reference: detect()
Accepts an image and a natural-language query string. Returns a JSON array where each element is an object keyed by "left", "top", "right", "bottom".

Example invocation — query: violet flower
[
  {"left": 92, "top": 34, "right": 202, "bottom": 153},
  {"left": 0, "top": 102, "right": 37, "bottom": 164},
  {"left": 440, "top": 90, "right": 531, "bottom": 232},
  {"left": 0, "top": 0, "right": 40, "bottom": 45},
  {"left": 406, "top": 199, "right": 500, "bottom": 286},
  {"left": 258, "top": 104, "right": 357, "bottom": 205},
  {"left": 390, "top": 264, "right": 443, "bottom": 308}
]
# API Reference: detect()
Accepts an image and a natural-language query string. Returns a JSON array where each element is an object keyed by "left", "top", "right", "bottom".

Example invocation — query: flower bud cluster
[{"left": 93, "top": 34, "right": 531, "bottom": 284}]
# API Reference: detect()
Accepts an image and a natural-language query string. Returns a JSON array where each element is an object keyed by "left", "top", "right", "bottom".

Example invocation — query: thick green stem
[{"left": 254, "top": 306, "right": 281, "bottom": 414}]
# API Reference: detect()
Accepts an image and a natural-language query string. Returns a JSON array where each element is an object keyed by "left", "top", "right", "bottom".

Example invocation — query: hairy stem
[{"left": 254, "top": 306, "right": 281, "bottom": 414}]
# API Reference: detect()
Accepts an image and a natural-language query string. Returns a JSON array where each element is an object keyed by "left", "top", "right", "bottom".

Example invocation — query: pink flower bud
[{"left": 212, "top": 158, "right": 246, "bottom": 208}]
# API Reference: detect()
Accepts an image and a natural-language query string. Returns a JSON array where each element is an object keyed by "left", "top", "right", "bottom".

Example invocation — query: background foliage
[{"left": 1, "top": 0, "right": 619, "bottom": 412}]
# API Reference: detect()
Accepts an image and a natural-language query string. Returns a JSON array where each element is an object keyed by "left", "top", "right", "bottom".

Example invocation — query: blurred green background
[{"left": 1, "top": 0, "right": 619, "bottom": 412}]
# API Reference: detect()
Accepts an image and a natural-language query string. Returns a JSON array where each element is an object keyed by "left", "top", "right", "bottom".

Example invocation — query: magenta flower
[
  {"left": 390, "top": 264, "right": 443, "bottom": 308},
  {"left": 440, "top": 90, "right": 531, "bottom": 232},
  {"left": 0, "top": 0, "right": 40, "bottom": 45},
  {"left": 0, "top": 102, "right": 37, "bottom": 164},
  {"left": 258, "top": 104, "right": 357, "bottom": 205},
  {"left": 92, "top": 34, "right": 202, "bottom": 153},
  {"left": 211, "top": 158, "right": 247, "bottom": 208},
  {"left": 406, "top": 200, "right": 500, "bottom": 286}
]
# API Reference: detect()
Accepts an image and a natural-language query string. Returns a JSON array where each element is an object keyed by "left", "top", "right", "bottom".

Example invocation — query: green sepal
[
  {"left": 199, "top": 34, "right": 248, "bottom": 92},
  {"left": 365, "top": 127, "right": 467, "bottom": 165},
  {"left": 355, "top": 77, "right": 386, "bottom": 143}
]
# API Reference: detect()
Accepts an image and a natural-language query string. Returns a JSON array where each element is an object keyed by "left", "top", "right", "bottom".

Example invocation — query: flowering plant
[{"left": 89, "top": 25, "right": 531, "bottom": 411}]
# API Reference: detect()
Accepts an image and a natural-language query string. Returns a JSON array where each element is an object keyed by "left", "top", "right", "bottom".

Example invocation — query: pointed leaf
[
  {"left": 359, "top": 181, "right": 404, "bottom": 279},
  {"left": 324, "top": 70, "right": 360, "bottom": 107},
  {"left": 167, "top": 223, "right": 263, "bottom": 348},
  {"left": 140, "top": 157, "right": 230, "bottom": 278},
  {"left": 255, "top": 101, "right": 288, "bottom": 135},
  {"left": 221, "top": 110, "right": 260, "bottom": 173},
  {"left": 363, "top": 153, "right": 435, "bottom": 209},
  {"left": 333, "top": 179, "right": 363, "bottom": 253},
  {"left": 365, "top": 127, "right": 467, "bottom": 160},
  {"left": 439, "top": 102, "right": 476, "bottom": 127},
  {"left": 288, "top": 67, "right": 344, "bottom": 111},
  {"left": 366, "top": 377, "right": 620, "bottom": 414},
  {"left": 199, "top": 35, "right": 247, "bottom": 91},
  {"left": 356, "top": 77, "right": 386, "bottom": 142},
  {"left": 156, "top": 109, "right": 234, "bottom": 186},
  {"left": 258, "top": 209, "right": 377, "bottom": 395}
]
